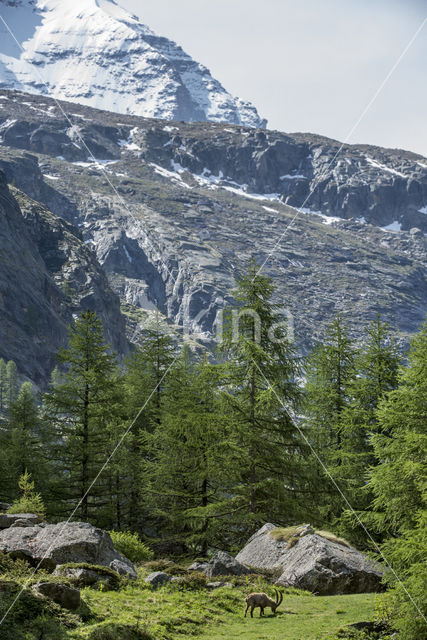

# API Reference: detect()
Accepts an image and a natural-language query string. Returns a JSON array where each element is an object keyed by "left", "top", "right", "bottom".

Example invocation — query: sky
[{"left": 122, "top": 0, "right": 427, "bottom": 157}]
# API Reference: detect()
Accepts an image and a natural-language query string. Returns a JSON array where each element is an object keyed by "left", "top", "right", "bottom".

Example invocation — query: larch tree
[
  {"left": 337, "top": 316, "right": 401, "bottom": 544},
  {"left": 302, "top": 314, "right": 355, "bottom": 523},
  {"left": 145, "top": 348, "right": 238, "bottom": 554},
  {"left": 220, "top": 263, "right": 307, "bottom": 539},
  {"left": 43, "top": 310, "right": 125, "bottom": 526}
]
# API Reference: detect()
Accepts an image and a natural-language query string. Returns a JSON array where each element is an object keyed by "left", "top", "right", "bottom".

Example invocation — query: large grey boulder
[
  {"left": 0, "top": 521, "right": 136, "bottom": 578},
  {"left": 275, "top": 534, "right": 383, "bottom": 595},
  {"left": 235, "top": 523, "right": 290, "bottom": 573},
  {"left": 0, "top": 513, "right": 40, "bottom": 529},
  {"left": 53, "top": 565, "right": 119, "bottom": 590},
  {"left": 145, "top": 571, "right": 171, "bottom": 589},
  {"left": 33, "top": 581, "right": 80, "bottom": 610},
  {"left": 205, "top": 551, "right": 251, "bottom": 578}
]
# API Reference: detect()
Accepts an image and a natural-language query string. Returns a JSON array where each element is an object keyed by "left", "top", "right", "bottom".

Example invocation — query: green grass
[
  {"left": 0, "top": 561, "right": 379, "bottom": 640},
  {"left": 201, "top": 593, "right": 377, "bottom": 640},
  {"left": 65, "top": 569, "right": 377, "bottom": 640}
]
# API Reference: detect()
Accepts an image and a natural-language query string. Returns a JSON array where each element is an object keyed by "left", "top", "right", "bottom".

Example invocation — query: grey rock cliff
[
  {"left": 0, "top": 166, "right": 127, "bottom": 383},
  {"left": 0, "top": 90, "right": 425, "bottom": 366}
]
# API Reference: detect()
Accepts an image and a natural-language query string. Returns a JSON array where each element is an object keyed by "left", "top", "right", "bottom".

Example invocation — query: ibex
[{"left": 244, "top": 588, "right": 283, "bottom": 617}]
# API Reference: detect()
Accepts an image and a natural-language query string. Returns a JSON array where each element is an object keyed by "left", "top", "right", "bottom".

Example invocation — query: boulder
[
  {"left": 53, "top": 565, "right": 119, "bottom": 590},
  {"left": 110, "top": 557, "right": 137, "bottom": 579},
  {"left": 235, "top": 523, "right": 290, "bottom": 573},
  {"left": 206, "top": 581, "right": 232, "bottom": 589},
  {"left": 0, "top": 521, "right": 136, "bottom": 578},
  {"left": 145, "top": 571, "right": 171, "bottom": 589},
  {"left": 275, "top": 534, "right": 383, "bottom": 595},
  {"left": 205, "top": 551, "right": 251, "bottom": 578},
  {"left": 0, "top": 513, "right": 40, "bottom": 529},
  {"left": 188, "top": 561, "right": 209, "bottom": 573},
  {"left": 0, "top": 503, "right": 12, "bottom": 512},
  {"left": 33, "top": 581, "right": 80, "bottom": 610}
]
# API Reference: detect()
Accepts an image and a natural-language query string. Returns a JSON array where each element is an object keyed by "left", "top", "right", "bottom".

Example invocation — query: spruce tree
[
  {"left": 43, "top": 311, "right": 125, "bottom": 525},
  {"left": 367, "top": 321, "right": 427, "bottom": 639},
  {"left": 220, "top": 263, "right": 307, "bottom": 537}
]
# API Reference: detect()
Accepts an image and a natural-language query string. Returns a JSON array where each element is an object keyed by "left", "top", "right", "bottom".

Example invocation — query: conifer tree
[
  {"left": 366, "top": 321, "right": 427, "bottom": 639},
  {"left": 123, "top": 312, "right": 177, "bottom": 530},
  {"left": 220, "top": 263, "right": 307, "bottom": 537},
  {"left": 337, "top": 316, "right": 400, "bottom": 542},
  {"left": 302, "top": 315, "right": 355, "bottom": 522},
  {"left": 0, "top": 382, "right": 46, "bottom": 501},
  {"left": 145, "top": 348, "right": 237, "bottom": 553},
  {"left": 6, "top": 360, "right": 19, "bottom": 407},
  {"left": 43, "top": 311, "right": 125, "bottom": 525}
]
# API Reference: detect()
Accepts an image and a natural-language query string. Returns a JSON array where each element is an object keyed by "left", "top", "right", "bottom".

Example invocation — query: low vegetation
[
  {"left": 269, "top": 526, "right": 351, "bottom": 550},
  {"left": 108, "top": 531, "right": 154, "bottom": 564}
]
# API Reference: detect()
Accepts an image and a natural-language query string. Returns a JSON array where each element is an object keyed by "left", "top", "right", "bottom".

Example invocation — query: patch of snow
[
  {"left": 417, "top": 162, "right": 427, "bottom": 169},
  {"left": 418, "top": 205, "right": 427, "bottom": 214},
  {"left": 0, "top": 118, "right": 17, "bottom": 130},
  {"left": 381, "top": 221, "right": 402, "bottom": 232},
  {"left": 365, "top": 157, "right": 407, "bottom": 178},
  {"left": 297, "top": 207, "right": 342, "bottom": 225},
  {"left": 163, "top": 126, "right": 178, "bottom": 132},
  {"left": 150, "top": 162, "right": 191, "bottom": 189},
  {"left": 43, "top": 174, "right": 59, "bottom": 180},
  {"left": 72, "top": 158, "right": 117, "bottom": 168},
  {"left": 280, "top": 174, "right": 307, "bottom": 180},
  {"left": 123, "top": 245, "right": 133, "bottom": 263},
  {"left": 263, "top": 206, "right": 279, "bottom": 213}
]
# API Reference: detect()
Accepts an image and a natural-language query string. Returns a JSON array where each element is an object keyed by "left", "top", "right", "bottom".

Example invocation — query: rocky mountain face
[
  {"left": 0, "top": 89, "right": 425, "bottom": 376},
  {"left": 0, "top": 0, "right": 265, "bottom": 128},
  {"left": 0, "top": 164, "right": 127, "bottom": 383}
]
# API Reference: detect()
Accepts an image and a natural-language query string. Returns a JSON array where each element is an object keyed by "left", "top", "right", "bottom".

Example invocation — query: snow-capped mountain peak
[{"left": 0, "top": 0, "right": 266, "bottom": 127}]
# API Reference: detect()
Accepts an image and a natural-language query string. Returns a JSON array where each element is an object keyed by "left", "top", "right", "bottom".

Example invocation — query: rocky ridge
[{"left": 0, "top": 90, "right": 426, "bottom": 376}]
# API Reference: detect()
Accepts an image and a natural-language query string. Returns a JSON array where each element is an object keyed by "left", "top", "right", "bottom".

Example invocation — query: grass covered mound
[{"left": 269, "top": 526, "right": 351, "bottom": 549}]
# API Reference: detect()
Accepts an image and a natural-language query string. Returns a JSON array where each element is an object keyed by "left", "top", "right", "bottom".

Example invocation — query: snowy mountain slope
[{"left": 0, "top": 0, "right": 266, "bottom": 127}]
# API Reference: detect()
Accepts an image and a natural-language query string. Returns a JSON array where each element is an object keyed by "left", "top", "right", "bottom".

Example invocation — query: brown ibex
[{"left": 244, "top": 588, "right": 283, "bottom": 617}]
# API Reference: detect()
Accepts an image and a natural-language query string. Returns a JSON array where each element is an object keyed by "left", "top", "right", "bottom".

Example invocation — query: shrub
[
  {"left": 7, "top": 472, "right": 45, "bottom": 519},
  {"left": 108, "top": 531, "right": 153, "bottom": 564}
]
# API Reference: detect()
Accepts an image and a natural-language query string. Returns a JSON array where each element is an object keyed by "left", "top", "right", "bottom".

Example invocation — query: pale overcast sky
[{"left": 122, "top": 0, "right": 427, "bottom": 157}]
